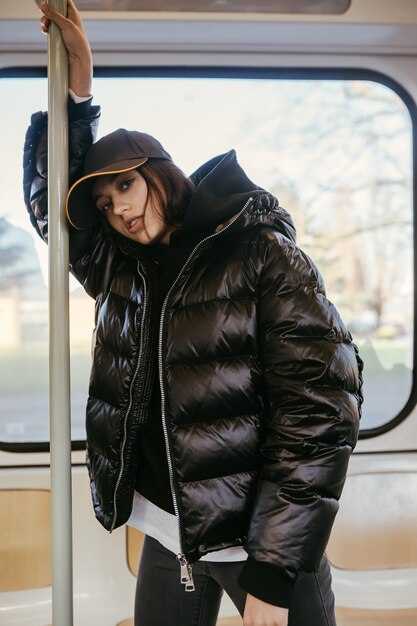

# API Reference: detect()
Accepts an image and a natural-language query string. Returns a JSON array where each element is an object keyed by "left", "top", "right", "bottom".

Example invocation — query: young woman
[{"left": 24, "top": 2, "right": 363, "bottom": 625}]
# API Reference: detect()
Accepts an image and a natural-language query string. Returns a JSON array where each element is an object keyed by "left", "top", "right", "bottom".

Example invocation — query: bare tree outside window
[{"left": 227, "top": 78, "right": 412, "bottom": 429}]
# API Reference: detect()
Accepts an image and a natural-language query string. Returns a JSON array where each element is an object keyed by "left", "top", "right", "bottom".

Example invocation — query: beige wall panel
[
  {"left": 126, "top": 526, "right": 145, "bottom": 576},
  {"left": 0, "top": 489, "right": 51, "bottom": 591},
  {"left": 336, "top": 607, "right": 417, "bottom": 625},
  {"left": 327, "top": 472, "right": 417, "bottom": 569}
]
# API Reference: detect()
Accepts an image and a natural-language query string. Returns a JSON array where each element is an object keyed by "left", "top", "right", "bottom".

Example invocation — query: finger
[
  {"left": 39, "top": 2, "right": 71, "bottom": 30},
  {"left": 40, "top": 15, "right": 50, "bottom": 33},
  {"left": 66, "top": 0, "right": 84, "bottom": 29}
]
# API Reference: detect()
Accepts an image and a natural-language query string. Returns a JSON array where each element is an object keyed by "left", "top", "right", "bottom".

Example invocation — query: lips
[{"left": 126, "top": 215, "right": 144, "bottom": 233}]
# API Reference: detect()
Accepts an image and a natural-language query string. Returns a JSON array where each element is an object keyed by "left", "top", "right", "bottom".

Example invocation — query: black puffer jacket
[{"left": 23, "top": 103, "right": 363, "bottom": 604}]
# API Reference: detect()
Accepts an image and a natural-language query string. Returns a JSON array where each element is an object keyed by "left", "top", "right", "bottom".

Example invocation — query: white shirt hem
[{"left": 127, "top": 491, "right": 248, "bottom": 563}]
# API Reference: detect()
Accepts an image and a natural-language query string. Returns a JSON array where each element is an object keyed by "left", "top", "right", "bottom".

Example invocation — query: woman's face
[{"left": 91, "top": 169, "right": 172, "bottom": 245}]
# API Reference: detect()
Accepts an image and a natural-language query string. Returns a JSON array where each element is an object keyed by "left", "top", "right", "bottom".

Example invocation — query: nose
[{"left": 112, "top": 195, "right": 130, "bottom": 216}]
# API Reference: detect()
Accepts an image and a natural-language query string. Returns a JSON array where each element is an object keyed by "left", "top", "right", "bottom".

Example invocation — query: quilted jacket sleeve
[
  {"left": 22, "top": 100, "right": 122, "bottom": 299},
  {"left": 238, "top": 233, "right": 363, "bottom": 607}
]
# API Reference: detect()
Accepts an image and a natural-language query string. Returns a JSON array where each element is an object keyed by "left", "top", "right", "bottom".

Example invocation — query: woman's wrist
[
  {"left": 68, "top": 57, "right": 92, "bottom": 98},
  {"left": 243, "top": 594, "right": 289, "bottom": 626}
]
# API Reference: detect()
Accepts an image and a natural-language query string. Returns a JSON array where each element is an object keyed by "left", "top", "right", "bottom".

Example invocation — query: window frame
[{"left": 0, "top": 64, "right": 415, "bottom": 452}]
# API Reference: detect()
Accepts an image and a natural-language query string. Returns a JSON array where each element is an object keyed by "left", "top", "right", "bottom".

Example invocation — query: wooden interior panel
[
  {"left": 336, "top": 607, "right": 417, "bottom": 626},
  {"left": 0, "top": 489, "right": 51, "bottom": 591},
  {"left": 126, "top": 525, "right": 146, "bottom": 576},
  {"left": 327, "top": 472, "right": 417, "bottom": 569}
]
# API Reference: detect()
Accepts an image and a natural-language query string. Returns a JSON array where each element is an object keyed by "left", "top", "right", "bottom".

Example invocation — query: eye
[
  {"left": 120, "top": 177, "right": 134, "bottom": 191},
  {"left": 98, "top": 199, "right": 112, "bottom": 213}
]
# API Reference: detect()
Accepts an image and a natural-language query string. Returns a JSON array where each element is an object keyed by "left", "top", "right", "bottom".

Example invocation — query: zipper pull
[{"left": 176, "top": 554, "right": 195, "bottom": 592}]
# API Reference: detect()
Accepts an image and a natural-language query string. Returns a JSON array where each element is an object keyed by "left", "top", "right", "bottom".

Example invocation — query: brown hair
[{"left": 139, "top": 159, "right": 194, "bottom": 228}]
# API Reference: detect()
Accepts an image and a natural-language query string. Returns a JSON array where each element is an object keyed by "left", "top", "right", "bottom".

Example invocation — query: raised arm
[
  {"left": 25, "top": 0, "right": 98, "bottom": 249},
  {"left": 23, "top": 0, "right": 123, "bottom": 299},
  {"left": 39, "top": 0, "right": 92, "bottom": 98}
]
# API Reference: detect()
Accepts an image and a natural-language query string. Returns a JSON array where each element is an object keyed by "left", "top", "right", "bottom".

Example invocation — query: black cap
[{"left": 66, "top": 129, "right": 172, "bottom": 230}]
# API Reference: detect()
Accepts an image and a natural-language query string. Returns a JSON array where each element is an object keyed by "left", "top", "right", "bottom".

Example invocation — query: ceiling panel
[{"left": 35, "top": 0, "right": 351, "bottom": 14}]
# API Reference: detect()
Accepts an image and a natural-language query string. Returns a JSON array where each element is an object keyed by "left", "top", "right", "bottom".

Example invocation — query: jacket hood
[
  {"left": 173, "top": 149, "right": 296, "bottom": 244},
  {"left": 105, "top": 148, "right": 296, "bottom": 256}
]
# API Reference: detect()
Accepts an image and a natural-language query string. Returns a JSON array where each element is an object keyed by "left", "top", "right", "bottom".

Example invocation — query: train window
[
  {"left": 0, "top": 69, "right": 413, "bottom": 448},
  {"left": 52, "top": 0, "right": 351, "bottom": 14}
]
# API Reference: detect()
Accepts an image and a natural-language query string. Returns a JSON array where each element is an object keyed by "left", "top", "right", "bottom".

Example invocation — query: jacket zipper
[
  {"left": 110, "top": 263, "right": 150, "bottom": 532},
  {"left": 158, "top": 197, "right": 253, "bottom": 590}
]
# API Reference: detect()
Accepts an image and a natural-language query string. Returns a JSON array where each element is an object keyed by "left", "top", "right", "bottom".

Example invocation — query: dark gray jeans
[{"left": 135, "top": 535, "right": 336, "bottom": 626}]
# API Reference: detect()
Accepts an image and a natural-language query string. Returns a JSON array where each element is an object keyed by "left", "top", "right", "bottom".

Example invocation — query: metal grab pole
[{"left": 47, "top": 1, "right": 73, "bottom": 625}]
